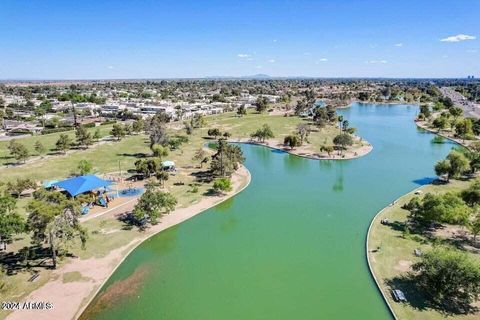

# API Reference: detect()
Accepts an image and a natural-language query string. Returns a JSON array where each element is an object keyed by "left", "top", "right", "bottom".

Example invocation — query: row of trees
[{"left": 6, "top": 126, "right": 104, "bottom": 163}]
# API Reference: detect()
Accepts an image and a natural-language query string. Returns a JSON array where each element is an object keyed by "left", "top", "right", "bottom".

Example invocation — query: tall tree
[
  {"left": 155, "top": 170, "right": 169, "bottom": 188},
  {"left": 27, "top": 194, "right": 87, "bottom": 269},
  {"left": 34, "top": 140, "right": 46, "bottom": 156},
  {"left": 8, "top": 140, "right": 29, "bottom": 163},
  {"left": 132, "top": 188, "right": 177, "bottom": 228},
  {"left": 0, "top": 192, "right": 24, "bottom": 250},
  {"left": 296, "top": 124, "right": 311, "bottom": 144},
  {"left": 210, "top": 139, "right": 245, "bottom": 177},
  {"left": 75, "top": 125, "right": 93, "bottom": 149},
  {"left": 110, "top": 123, "right": 126, "bottom": 141},
  {"left": 193, "top": 148, "right": 209, "bottom": 168},
  {"left": 237, "top": 104, "right": 247, "bottom": 116},
  {"left": 132, "top": 119, "right": 145, "bottom": 134},
  {"left": 56, "top": 134, "right": 73, "bottom": 154},
  {"left": 255, "top": 96, "right": 269, "bottom": 113},
  {"left": 283, "top": 135, "right": 301, "bottom": 150},
  {"left": 148, "top": 111, "right": 170, "bottom": 146}
]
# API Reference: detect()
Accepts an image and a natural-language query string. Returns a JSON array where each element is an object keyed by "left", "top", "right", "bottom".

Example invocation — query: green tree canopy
[
  {"left": 250, "top": 124, "right": 275, "bottom": 143},
  {"left": 412, "top": 248, "right": 480, "bottom": 312},
  {"left": 255, "top": 96, "right": 269, "bottom": 113},
  {"left": 210, "top": 139, "right": 245, "bottom": 177},
  {"left": 110, "top": 123, "right": 126, "bottom": 141},
  {"left": 213, "top": 177, "right": 233, "bottom": 194},
  {"left": 34, "top": 140, "right": 46, "bottom": 155},
  {"left": 283, "top": 135, "right": 301, "bottom": 150},
  {"left": 0, "top": 192, "right": 24, "bottom": 250},
  {"left": 75, "top": 125, "right": 93, "bottom": 148},
  {"left": 8, "top": 140, "right": 29, "bottom": 163},
  {"left": 132, "top": 189, "right": 177, "bottom": 227},
  {"left": 333, "top": 133, "right": 354, "bottom": 151},
  {"left": 77, "top": 159, "right": 93, "bottom": 175},
  {"left": 56, "top": 134, "right": 73, "bottom": 154},
  {"left": 406, "top": 192, "right": 471, "bottom": 225},
  {"left": 27, "top": 192, "right": 87, "bottom": 268}
]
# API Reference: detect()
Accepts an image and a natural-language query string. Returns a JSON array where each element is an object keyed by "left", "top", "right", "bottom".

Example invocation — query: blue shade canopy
[
  {"left": 52, "top": 175, "right": 112, "bottom": 197},
  {"left": 42, "top": 180, "right": 59, "bottom": 188}
]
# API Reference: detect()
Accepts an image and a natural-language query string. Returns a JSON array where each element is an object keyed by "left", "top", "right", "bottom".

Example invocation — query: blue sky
[{"left": 0, "top": 0, "right": 478, "bottom": 79}]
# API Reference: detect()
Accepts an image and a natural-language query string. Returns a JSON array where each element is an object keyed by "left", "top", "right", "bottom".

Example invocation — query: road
[{"left": 440, "top": 86, "right": 480, "bottom": 118}]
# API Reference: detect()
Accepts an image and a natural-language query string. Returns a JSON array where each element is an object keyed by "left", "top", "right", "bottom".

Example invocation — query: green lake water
[{"left": 83, "top": 103, "right": 456, "bottom": 320}]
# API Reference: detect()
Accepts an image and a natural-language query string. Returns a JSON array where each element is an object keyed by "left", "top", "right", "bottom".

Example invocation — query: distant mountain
[
  {"left": 203, "top": 74, "right": 273, "bottom": 80},
  {"left": 245, "top": 74, "right": 271, "bottom": 79}
]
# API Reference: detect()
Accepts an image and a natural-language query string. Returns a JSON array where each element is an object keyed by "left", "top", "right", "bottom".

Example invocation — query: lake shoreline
[
  {"left": 365, "top": 186, "right": 426, "bottom": 320},
  {"left": 230, "top": 138, "right": 373, "bottom": 160},
  {"left": 5, "top": 166, "right": 251, "bottom": 320}
]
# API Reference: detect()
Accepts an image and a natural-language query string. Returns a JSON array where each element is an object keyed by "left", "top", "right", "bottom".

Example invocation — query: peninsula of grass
[
  {"left": 0, "top": 109, "right": 367, "bottom": 183},
  {"left": 368, "top": 179, "right": 480, "bottom": 320}
]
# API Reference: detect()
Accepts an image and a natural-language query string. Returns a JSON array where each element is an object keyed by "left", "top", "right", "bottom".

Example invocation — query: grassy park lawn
[
  {"left": 206, "top": 110, "right": 364, "bottom": 151},
  {"left": 0, "top": 124, "right": 115, "bottom": 166},
  {"left": 368, "top": 179, "right": 480, "bottom": 320},
  {"left": 0, "top": 110, "right": 355, "bottom": 183}
]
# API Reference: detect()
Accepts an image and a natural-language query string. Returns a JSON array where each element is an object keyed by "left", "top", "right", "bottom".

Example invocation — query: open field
[
  {"left": 368, "top": 179, "right": 480, "bottom": 320},
  {"left": 0, "top": 124, "right": 115, "bottom": 166}
]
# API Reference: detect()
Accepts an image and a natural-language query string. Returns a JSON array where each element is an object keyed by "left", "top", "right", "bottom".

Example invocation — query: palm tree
[{"left": 337, "top": 115, "right": 344, "bottom": 132}]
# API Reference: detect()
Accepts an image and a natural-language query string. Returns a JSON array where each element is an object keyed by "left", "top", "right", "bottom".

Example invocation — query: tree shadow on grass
[
  {"left": 190, "top": 170, "right": 214, "bottom": 183},
  {"left": 117, "top": 152, "right": 148, "bottom": 158},
  {"left": 386, "top": 275, "right": 430, "bottom": 312},
  {"left": 386, "top": 275, "right": 479, "bottom": 316},
  {"left": 116, "top": 212, "right": 138, "bottom": 231},
  {"left": 0, "top": 245, "right": 54, "bottom": 275}
]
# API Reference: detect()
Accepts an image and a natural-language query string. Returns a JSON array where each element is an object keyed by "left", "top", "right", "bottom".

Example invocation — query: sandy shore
[
  {"left": 231, "top": 137, "right": 373, "bottom": 160},
  {"left": 6, "top": 166, "right": 251, "bottom": 320}
]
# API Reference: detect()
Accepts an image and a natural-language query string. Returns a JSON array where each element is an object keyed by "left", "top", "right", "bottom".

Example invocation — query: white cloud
[
  {"left": 255, "top": 65, "right": 262, "bottom": 69},
  {"left": 394, "top": 43, "right": 403, "bottom": 47},
  {"left": 440, "top": 34, "right": 476, "bottom": 42},
  {"left": 107, "top": 66, "right": 114, "bottom": 69},
  {"left": 268, "top": 59, "right": 275, "bottom": 63},
  {"left": 442, "top": 55, "right": 449, "bottom": 58},
  {"left": 237, "top": 53, "right": 251, "bottom": 58},
  {"left": 272, "top": 39, "right": 277, "bottom": 43},
  {"left": 366, "top": 60, "right": 387, "bottom": 64},
  {"left": 315, "top": 58, "right": 328, "bottom": 64},
  {"left": 466, "top": 49, "right": 478, "bottom": 53}
]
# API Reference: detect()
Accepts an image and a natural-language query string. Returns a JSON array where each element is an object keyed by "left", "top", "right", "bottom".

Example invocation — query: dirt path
[{"left": 6, "top": 166, "right": 251, "bottom": 320}]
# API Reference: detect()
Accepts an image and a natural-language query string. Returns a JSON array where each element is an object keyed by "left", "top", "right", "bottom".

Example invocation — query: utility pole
[{"left": 118, "top": 159, "right": 122, "bottom": 181}]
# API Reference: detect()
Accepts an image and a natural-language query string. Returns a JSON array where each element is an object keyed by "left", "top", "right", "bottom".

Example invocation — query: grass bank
[{"left": 367, "top": 179, "right": 480, "bottom": 320}]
